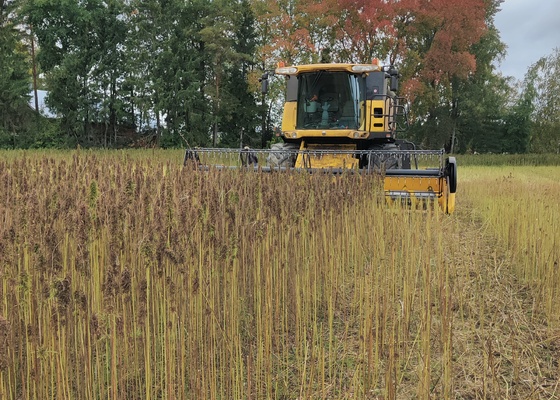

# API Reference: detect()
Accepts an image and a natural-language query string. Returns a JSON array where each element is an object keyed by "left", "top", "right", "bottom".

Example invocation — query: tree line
[{"left": 1, "top": 0, "right": 559, "bottom": 153}]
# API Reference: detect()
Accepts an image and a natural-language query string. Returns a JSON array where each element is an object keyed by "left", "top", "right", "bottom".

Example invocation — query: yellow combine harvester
[{"left": 185, "top": 60, "right": 457, "bottom": 213}]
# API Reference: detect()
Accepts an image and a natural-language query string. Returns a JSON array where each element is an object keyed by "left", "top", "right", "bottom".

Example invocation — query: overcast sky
[{"left": 494, "top": 0, "right": 560, "bottom": 80}]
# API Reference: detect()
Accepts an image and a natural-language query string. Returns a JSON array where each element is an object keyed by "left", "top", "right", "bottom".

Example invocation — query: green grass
[{"left": 456, "top": 153, "right": 560, "bottom": 166}]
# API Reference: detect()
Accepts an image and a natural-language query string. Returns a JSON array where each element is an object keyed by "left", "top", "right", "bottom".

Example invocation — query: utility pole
[
  {"left": 261, "top": 91, "right": 267, "bottom": 148},
  {"left": 450, "top": 126, "right": 456, "bottom": 154}
]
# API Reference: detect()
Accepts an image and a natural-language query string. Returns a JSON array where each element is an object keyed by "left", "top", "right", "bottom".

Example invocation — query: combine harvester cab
[{"left": 184, "top": 60, "right": 457, "bottom": 214}]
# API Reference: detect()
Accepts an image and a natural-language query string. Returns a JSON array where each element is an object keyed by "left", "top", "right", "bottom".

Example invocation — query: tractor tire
[
  {"left": 266, "top": 142, "right": 299, "bottom": 168},
  {"left": 446, "top": 157, "right": 457, "bottom": 193},
  {"left": 366, "top": 143, "right": 401, "bottom": 170}
]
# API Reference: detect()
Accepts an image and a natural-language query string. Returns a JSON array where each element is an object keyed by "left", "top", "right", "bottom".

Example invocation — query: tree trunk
[{"left": 30, "top": 26, "right": 39, "bottom": 113}]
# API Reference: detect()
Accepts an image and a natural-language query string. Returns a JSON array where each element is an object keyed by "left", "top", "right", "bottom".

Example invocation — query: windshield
[{"left": 296, "top": 71, "right": 363, "bottom": 130}]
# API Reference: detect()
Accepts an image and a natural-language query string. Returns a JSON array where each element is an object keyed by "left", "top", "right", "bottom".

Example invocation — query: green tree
[
  {"left": 526, "top": 49, "right": 560, "bottom": 153},
  {"left": 125, "top": 0, "right": 261, "bottom": 148},
  {"left": 26, "top": 0, "right": 130, "bottom": 146},
  {"left": 164, "top": 0, "right": 211, "bottom": 146},
  {"left": 502, "top": 86, "right": 533, "bottom": 153},
  {"left": 217, "top": 0, "right": 261, "bottom": 148},
  {"left": 125, "top": 0, "right": 206, "bottom": 146},
  {"left": 89, "top": 0, "right": 129, "bottom": 146},
  {"left": 450, "top": 6, "right": 511, "bottom": 154},
  {"left": 0, "top": 0, "right": 32, "bottom": 143}
]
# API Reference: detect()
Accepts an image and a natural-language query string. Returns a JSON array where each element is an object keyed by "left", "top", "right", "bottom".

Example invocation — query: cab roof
[{"left": 275, "top": 63, "right": 382, "bottom": 75}]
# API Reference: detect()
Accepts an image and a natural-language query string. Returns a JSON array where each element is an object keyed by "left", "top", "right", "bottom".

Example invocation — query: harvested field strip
[
  {"left": 460, "top": 166, "right": 560, "bottom": 324},
  {"left": 449, "top": 166, "right": 560, "bottom": 399},
  {"left": 444, "top": 209, "right": 559, "bottom": 398}
]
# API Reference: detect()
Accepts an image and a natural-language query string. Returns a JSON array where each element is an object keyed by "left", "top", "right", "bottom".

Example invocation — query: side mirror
[
  {"left": 260, "top": 73, "right": 269, "bottom": 94},
  {"left": 390, "top": 75, "right": 398, "bottom": 93},
  {"left": 387, "top": 66, "right": 399, "bottom": 93}
]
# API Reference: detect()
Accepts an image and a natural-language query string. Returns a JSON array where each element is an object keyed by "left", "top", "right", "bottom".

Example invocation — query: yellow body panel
[
  {"left": 284, "top": 129, "right": 369, "bottom": 140},
  {"left": 294, "top": 143, "right": 360, "bottom": 169},
  {"left": 281, "top": 102, "right": 297, "bottom": 132},
  {"left": 368, "top": 99, "right": 392, "bottom": 133},
  {"left": 384, "top": 175, "right": 455, "bottom": 213},
  {"left": 446, "top": 192, "right": 456, "bottom": 214}
]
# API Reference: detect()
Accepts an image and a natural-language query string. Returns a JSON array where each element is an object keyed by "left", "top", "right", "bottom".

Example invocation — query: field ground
[
  {"left": 448, "top": 165, "right": 560, "bottom": 399},
  {"left": 0, "top": 150, "right": 559, "bottom": 399}
]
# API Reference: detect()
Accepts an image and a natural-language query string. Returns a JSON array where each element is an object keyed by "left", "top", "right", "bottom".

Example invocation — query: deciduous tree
[
  {"left": 526, "top": 48, "right": 560, "bottom": 153},
  {"left": 0, "top": 0, "right": 32, "bottom": 139},
  {"left": 25, "top": 0, "right": 128, "bottom": 145}
]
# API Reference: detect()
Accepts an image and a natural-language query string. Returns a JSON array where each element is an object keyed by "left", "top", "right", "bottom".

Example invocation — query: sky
[{"left": 494, "top": 0, "right": 560, "bottom": 80}]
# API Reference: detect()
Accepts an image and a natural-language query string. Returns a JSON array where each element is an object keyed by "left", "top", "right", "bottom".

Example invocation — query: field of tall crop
[{"left": 0, "top": 150, "right": 558, "bottom": 399}]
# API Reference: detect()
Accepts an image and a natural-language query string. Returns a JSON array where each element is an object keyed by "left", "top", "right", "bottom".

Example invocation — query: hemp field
[{"left": 0, "top": 150, "right": 558, "bottom": 399}]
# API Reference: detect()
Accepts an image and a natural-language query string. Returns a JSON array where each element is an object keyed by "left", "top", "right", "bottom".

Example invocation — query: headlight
[
  {"left": 351, "top": 65, "right": 381, "bottom": 73},
  {"left": 275, "top": 67, "right": 298, "bottom": 75}
]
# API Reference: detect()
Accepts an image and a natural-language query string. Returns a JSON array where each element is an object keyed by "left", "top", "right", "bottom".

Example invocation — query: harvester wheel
[
  {"left": 366, "top": 143, "right": 400, "bottom": 171},
  {"left": 267, "top": 142, "right": 299, "bottom": 168},
  {"left": 446, "top": 157, "right": 457, "bottom": 193}
]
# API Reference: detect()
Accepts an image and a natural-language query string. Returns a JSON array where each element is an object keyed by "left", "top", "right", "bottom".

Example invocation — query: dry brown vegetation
[{"left": 0, "top": 150, "right": 558, "bottom": 399}]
